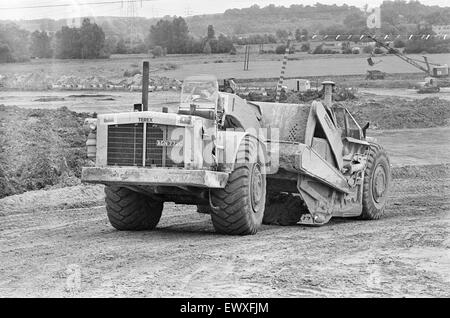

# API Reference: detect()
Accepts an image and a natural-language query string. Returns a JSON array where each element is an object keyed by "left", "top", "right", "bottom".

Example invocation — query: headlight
[
  {"left": 84, "top": 118, "right": 97, "bottom": 159},
  {"left": 84, "top": 118, "right": 97, "bottom": 132}
]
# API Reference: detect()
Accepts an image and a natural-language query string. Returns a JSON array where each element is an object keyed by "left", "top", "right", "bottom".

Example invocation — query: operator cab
[{"left": 179, "top": 75, "right": 219, "bottom": 119}]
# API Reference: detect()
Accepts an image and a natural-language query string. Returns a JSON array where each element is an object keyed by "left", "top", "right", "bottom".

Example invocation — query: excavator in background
[{"left": 366, "top": 34, "right": 449, "bottom": 93}]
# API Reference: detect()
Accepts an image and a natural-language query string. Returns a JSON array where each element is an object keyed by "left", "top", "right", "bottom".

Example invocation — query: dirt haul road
[{"left": 0, "top": 163, "right": 449, "bottom": 298}]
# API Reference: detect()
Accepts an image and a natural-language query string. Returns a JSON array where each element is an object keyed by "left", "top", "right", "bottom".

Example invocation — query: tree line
[
  {"left": 0, "top": 16, "right": 237, "bottom": 62},
  {"left": 54, "top": 18, "right": 107, "bottom": 59},
  {"left": 0, "top": 18, "right": 107, "bottom": 62},
  {"left": 146, "top": 18, "right": 235, "bottom": 55}
]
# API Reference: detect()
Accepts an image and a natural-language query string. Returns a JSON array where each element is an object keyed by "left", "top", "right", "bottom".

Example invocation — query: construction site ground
[
  {"left": 0, "top": 69, "right": 449, "bottom": 297},
  {"left": 0, "top": 163, "right": 448, "bottom": 297},
  {"left": 360, "top": 88, "right": 450, "bottom": 102}
]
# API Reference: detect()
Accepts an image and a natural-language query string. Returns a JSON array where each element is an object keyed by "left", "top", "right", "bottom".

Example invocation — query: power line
[{"left": 0, "top": 0, "right": 154, "bottom": 10}]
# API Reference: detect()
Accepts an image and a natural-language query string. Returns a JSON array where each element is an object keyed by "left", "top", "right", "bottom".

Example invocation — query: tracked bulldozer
[{"left": 81, "top": 62, "right": 391, "bottom": 235}]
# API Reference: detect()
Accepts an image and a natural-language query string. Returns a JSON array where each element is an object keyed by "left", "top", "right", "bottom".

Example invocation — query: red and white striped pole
[{"left": 275, "top": 39, "right": 291, "bottom": 102}]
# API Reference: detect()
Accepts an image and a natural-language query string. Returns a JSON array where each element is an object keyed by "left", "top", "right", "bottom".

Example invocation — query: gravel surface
[{"left": 0, "top": 164, "right": 448, "bottom": 297}]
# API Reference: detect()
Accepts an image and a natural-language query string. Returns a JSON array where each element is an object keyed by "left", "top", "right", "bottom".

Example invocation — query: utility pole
[
  {"left": 122, "top": 0, "right": 141, "bottom": 48},
  {"left": 243, "top": 45, "right": 250, "bottom": 71},
  {"left": 275, "top": 38, "right": 292, "bottom": 102}
]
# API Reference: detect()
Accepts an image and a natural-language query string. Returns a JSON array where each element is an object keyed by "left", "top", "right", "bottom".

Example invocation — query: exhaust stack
[
  {"left": 142, "top": 61, "right": 149, "bottom": 111},
  {"left": 322, "top": 81, "right": 335, "bottom": 109}
]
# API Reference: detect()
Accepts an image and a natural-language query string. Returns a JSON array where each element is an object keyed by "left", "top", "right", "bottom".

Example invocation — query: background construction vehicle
[
  {"left": 218, "top": 78, "right": 237, "bottom": 93},
  {"left": 366, "top": 34, "right": 449, "bottom": 92}
]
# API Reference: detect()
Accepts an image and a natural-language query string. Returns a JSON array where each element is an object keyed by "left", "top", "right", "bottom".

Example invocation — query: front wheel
[
  {"left": 105, "top": 186, "right": 163, "bottom": 230},
  {"left": 210, "top": 136, "right": 266, "bottom": 235},
  {"left": 359, "top": 143, "right": 391, "bottom": 220}
]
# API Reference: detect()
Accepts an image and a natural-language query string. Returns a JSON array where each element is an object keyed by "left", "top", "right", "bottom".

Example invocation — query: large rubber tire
[
  {"left": 359, "top": 143, "right": 391, "bottom": 220},
  {"left": 105, "top": 186, "right": 163, "bottom": 230},
  {"left": 210, "top": 136, "right": 266, "bottom": 235},
  {"left": 263, "top": 192, "right": 308, "bottom": 225}
]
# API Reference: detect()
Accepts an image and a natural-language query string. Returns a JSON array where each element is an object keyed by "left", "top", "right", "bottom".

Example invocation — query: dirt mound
[
  {"left": 0, "top": 184, "right": 104, "bottom": 216},
  {"left": 0, "top": 105, "right": 93, "bottom": 199},
  {"left": 241, "top": 90, "right": 450, "bottom": 130},
  {"left": 340, "top": 97, "right": 450, "bottom": 130},
  {"left": 3, "top": 73, "right": 53, "bottom": 90},
  {"left": 283, "top": 87, "right": 357, "bottom": 103},
  {"left": 0, "top": 72, "right": 182, "bottom": 91}
]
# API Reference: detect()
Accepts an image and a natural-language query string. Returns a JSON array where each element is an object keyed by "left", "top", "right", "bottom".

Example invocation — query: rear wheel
[
  {"left": 105, "top": 186, "right": 163, "bottom": 230},
  {"left": 359, "top": 143, "right": 390, "bottom": 220},
  {"left": 210, "top": 136, "right": 266, "bottom": 235}
]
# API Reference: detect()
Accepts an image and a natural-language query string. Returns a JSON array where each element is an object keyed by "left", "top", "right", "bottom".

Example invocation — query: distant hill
[
  {"left": 0, "top": 4, "right": 363, "bottom": 40},
  {"left": 186, "top": 4, "right": 362, "bottom": 36}
]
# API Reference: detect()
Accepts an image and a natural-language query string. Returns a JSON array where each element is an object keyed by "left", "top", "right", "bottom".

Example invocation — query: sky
[{"left": 0, "top": 0, "right": 449, "bottom": 21}]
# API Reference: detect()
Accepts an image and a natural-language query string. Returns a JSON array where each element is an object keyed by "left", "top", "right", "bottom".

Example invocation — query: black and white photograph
[{"left": 0, "top": 0, "right": 449, "bottom": 300}]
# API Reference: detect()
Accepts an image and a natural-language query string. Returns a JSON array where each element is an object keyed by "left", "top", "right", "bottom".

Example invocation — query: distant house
[
  {"left": 322, "top": 41, "right": 340, "bottom": 48},
  {"left": 285, "top": 79, "right": 311, "bottom": 92},
  {"left": 360, "top": 41, "right": 376, "bottom": 47},
  {"left": 67, "top": 17, "right": 82, "bottom": 28},
  {"left": 432, "top": 25, "right": 450, "bottom": 37}
]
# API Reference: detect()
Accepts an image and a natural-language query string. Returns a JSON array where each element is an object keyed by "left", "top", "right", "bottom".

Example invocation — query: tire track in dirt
[{"left": 0, "top": 172, "right": 449, "bottom": 297}]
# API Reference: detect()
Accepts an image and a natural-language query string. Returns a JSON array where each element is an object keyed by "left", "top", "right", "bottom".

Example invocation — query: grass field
[
  {"left": 153, "top": 52, "right": 450, "bottom": 80},
  {"left": 1, "top": 51, "right": 449, "bottom": 82}
]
